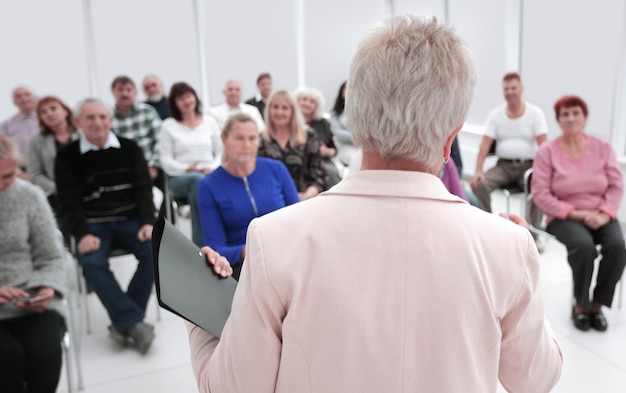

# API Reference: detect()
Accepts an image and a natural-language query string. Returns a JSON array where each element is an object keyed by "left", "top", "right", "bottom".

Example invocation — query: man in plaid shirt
[{"left": 111, "top": 75, "right": 166, "bottom": 216}]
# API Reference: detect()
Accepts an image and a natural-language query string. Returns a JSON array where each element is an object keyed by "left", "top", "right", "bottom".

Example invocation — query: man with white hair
[
  {"left": 209, "top": 80, "right": 265, "bottom": 132},
  {"left": 55, "top": 98, "right": 156, "bottom": 354},
  {"left": 187, "top": 15, "right": 562, "bottom": 393},
  {"left": 0, "top": 86, "right": 39, "bottom": 175},
  {"left": 142, "top": 74, "right": 169, "bottom": 120}
]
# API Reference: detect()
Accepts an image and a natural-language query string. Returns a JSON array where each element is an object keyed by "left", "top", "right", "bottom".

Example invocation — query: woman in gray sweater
[{"left": 0, "top": 135, "right": 67, "bottom": 393}]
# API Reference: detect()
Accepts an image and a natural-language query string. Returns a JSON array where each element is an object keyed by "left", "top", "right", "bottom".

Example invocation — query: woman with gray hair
[
  {"left": 188, "top": 15, "right": 561, "bottom": 392},
  {"left": 197, "top": 113, "right": 299, "bottom": 280},
  {"left": 0, "top": 135, "right": 67, "bottom": 393},
  {"left": 295, "top": 86, "right": 342, "bottom": 188}
]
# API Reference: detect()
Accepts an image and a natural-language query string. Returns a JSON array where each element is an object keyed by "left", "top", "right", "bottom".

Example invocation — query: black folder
[{"left": 151, "top": 218, "right": 238, "bottom": 338}]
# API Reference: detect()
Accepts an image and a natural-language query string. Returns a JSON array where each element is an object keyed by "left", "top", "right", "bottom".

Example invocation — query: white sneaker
[{"left": 534, "top": 237, "right": 546, "bottom": 254}]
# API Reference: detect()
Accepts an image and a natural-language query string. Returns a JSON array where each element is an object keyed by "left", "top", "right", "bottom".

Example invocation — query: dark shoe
[
  {"left": 572, "top": 309, "right": 591, "bottom": 331},
  {"left": 127, "top": 321, "right": 155, "bottom": 354},
  {"left": 590, "top": 312, "right": 608, "bottom": 332},
  {"left": 108, "top": 325, "right": 129, "bottom": 347}
]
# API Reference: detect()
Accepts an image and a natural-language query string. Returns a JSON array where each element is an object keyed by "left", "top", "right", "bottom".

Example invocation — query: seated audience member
[
  {"left": 210, "top": 80, "right": 265, "bottom": 132},
  {"left": 328, "top": 80, "right": 358, "bottom": 167},
  {"left": 257, "top": 89, "right": 326, "bottom": 200},
  {"left": 245, "top": 73, "right": 272, "bottom": 119},
  {"left": 159, "top": 82, "right": 222, "bottom": 247},
  {"left": 470, "top": 72, "right": 547, "bottom": 247},
  {"left": 295, "top": 86, "right": 342, "bottom": 189},
  {"left": 532, "top": 95, "right": 625, "bottom": 332},
  {"left": 187, "top": 15, "right": 562, "bottom": 393},
  {"left": 1, "top": 86, "right": 39, "bottom": 177},
  {"left": 111, "top": 75, "right": 166, "bottom": 217},
  {"left": 27, "top": 96, "right": 79, "bottom": 215},
  {"left": 197, "top": 113, "right": 299, "bottom": 280},
  {"left": 0, "top": 135, "right": 67, "bottom": 393},
  {"left": 142, "top": 74, "right": 170, "bottom": 120},
  {"left": 55, "top": 98, "right": 156, "bottom": 354}
]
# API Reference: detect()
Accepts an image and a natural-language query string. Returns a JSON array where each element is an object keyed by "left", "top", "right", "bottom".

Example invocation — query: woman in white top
[{"left": 159, "top": 82, "right": 222, "bottom": 246}]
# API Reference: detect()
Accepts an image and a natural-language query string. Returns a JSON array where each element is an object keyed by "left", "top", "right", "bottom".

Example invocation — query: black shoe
[
  {"left": 108, "top": 325, "right": 129, "bottom": 347},
  {"left": 590, "top": 312, "right": 608, "bottom": 332},
  {"left": 127, "top": 321, "right": 155, "bottom": 354},
  {"left": 572, "top": 308, "right": 591, "bottom": 331}
]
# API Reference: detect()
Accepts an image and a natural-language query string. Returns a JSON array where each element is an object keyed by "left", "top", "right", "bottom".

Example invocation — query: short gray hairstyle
[
  {"left": 347, "top": 15, "right": 476, "bottom": 168},
  {"left": 294, "top": 86, "right": 325, "bottom": 120},
  {"left": 222, "top": 112, "right": 258, "bottom": 137},
  {"left": 0, "top": 134, "right": 20, "bottom": 162},
  {"left": 74, "top": 98, "right": 112, "bottom": 118}
]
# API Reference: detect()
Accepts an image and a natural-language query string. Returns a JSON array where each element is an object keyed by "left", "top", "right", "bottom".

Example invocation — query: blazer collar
[{"left": 322, "top": 170, "right": 466, "bottom": 204}]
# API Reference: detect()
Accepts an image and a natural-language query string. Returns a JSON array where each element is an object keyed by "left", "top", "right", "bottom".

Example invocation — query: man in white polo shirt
[
  {"left": 209, "top": 80, "right": 265, "bottom": 132},
  {"left": 470, "top": 72, "right": 548, "bottom": 248}
]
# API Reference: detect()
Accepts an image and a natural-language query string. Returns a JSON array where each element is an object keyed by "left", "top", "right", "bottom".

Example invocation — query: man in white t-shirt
[
  {"left": 209, "top": 80, "right": 265, "bottom": 132},
  {"left": 470, "top": 72, "right": 548, "bottom": 243}
]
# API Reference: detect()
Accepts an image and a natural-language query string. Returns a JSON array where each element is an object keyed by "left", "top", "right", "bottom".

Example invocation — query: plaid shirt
[{"left": 112, "top": 102, "right": 162, "bottom": 167}]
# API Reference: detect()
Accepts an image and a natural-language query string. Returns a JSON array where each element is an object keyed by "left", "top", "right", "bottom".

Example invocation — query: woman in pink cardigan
[{"left": 532, "top": 95, "right": 625, "bottom": 332}]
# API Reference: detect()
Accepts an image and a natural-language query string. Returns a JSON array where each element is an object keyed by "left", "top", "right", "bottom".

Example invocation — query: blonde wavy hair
[{"left": 262, "top": 89, "right": 308, "bottom": 146}]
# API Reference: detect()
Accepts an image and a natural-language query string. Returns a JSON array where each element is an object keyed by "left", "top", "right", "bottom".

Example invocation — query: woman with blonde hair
[{"left": 258, "top": 89, "right": 326, "bottom": 200}]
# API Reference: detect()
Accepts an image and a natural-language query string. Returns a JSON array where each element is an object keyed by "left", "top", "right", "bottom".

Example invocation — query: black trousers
[
  {"left": 0, "top": 311, "right": 64, "bottom": 393},
  {"left": 548, "top": 219, "right": 626, "bottom": 309}
]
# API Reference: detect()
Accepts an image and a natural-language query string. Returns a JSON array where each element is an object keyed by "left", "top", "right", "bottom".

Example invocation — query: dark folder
[{"left": 152, "top": 218, "right": 238, "bottom": 338}]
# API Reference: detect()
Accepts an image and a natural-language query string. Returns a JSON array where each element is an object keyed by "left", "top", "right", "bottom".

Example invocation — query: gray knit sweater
[{"left": 0, "top": 178, "right": 67, "bottom": 320}]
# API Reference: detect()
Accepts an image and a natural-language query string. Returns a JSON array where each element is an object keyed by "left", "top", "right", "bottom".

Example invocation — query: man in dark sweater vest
[{"left": 55, "top": 98, "right": 156, "bottom": 354}]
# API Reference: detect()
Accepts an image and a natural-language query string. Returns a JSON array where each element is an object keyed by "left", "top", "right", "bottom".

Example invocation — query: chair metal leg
[
  {"left": 62, "top": 331, "right": 73, "bottom": 393},
  {"left": 503, "top": 189, "right": 511, "bottom": 216}
]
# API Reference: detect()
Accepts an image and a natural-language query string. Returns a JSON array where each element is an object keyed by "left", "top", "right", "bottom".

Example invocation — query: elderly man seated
[{"left": 55, "top": 98, "right": 156, "bottom": 354}]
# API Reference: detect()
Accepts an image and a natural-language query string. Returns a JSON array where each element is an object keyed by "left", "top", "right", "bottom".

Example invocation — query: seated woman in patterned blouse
[{"left": 257, "top": 89, "right": 326, "bottom": 200}]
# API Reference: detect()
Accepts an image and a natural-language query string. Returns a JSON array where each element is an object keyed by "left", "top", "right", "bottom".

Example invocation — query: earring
[{"left": 442, "top": 156, "right": 450, "bottom": 164}]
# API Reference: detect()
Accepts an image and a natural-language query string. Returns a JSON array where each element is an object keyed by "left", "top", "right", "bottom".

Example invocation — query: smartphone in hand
[{"left": 21, "top": 293, "right": 53, "bottom": 303}]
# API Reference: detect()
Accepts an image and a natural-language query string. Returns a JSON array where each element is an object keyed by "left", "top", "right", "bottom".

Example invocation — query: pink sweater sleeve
[{"left": 598, "top": 143, "right": 623, "bottom": 218}]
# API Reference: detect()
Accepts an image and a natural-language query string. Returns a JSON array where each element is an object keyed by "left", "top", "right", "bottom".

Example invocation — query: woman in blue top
[{"left": 197, "top": 113, "right": 299, "bottom": 280}]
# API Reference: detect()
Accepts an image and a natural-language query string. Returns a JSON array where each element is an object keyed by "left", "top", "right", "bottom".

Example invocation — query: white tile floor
[{"left": 56, "top": 192, "right": 626, "bottom": 393}]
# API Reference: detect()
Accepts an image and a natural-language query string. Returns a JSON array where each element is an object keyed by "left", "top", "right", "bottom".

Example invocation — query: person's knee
[{"left": 0, "top": 336, "right": 24, "bottom": 368}]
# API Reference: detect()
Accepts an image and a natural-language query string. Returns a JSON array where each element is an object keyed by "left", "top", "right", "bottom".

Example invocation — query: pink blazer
[{"left": 188, "top": 170, "right": 562, "bottom": 393}]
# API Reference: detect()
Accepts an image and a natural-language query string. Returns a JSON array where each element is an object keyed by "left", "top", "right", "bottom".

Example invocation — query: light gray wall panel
[
  {"left": 203, "top": 0, "right": 298, "bottom": 107},
  {"left": 89, "top": 0, "right": 201, "bottom": 106},
  {"left": 522, "top": 0, "right": 623, "bottom": 141},
  {"left": 303, "top": 0, "right": 384, "bottom": 112},
  {"left": 449, "top": 0, "right": 508, "bottom": 126},
  {"left": 0, "top": 0, "right": 88, "bottom": 116}
]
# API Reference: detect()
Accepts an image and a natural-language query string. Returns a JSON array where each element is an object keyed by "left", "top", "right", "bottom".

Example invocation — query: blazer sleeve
[
  {"left": 188, "top": 220, "right": 285, "bottom": 393},
  {"left": 27, "top": 135, "right": 57, "bottom": 196},
  {"left": 498, "top": 232, "right": 563, "bottom": 392}
]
